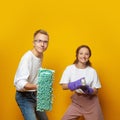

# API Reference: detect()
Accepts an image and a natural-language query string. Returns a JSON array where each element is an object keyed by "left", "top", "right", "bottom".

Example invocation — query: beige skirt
[{"left": 62, "top": 93, "right": 104, "bottom": 120}]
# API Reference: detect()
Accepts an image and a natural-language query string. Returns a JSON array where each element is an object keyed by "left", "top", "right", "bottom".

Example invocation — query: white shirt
[
  {"left": 60, "top": 64, "right": 101, "bottom": 93},
  {"left": 14, "top": 51, "right": 42, "bottom": 91}
]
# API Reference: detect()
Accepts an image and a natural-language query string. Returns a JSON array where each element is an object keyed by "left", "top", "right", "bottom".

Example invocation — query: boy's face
[{"left": 33, "top": 33, "right": 49, "bottom": 54}]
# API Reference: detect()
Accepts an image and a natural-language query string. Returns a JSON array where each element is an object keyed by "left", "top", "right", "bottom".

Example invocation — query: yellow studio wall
[{"left": 0, "top": 0, "right": 120, "bottom": 119}]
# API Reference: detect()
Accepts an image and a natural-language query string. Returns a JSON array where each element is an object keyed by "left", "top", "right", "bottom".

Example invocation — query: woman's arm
[{"left": 61, "top": 84, "right": 69, "bottom": 90}]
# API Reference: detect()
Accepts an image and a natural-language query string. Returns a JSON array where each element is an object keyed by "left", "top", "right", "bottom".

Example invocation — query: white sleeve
[
  {"left": 59, "top": 67, "right": 71, "bottom": 84},
  {"left": 91, "top": 70, "right": 101, "bottom": 89},
  {"left": 14, "top": 55, "right": 31, "bottom": 91}
]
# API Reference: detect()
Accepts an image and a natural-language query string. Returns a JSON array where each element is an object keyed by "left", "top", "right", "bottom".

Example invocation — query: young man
[{"left": 14, "top": 29, "right": 49, "bottom": 120}]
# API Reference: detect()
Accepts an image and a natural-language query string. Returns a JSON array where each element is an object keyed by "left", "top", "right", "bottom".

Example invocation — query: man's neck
[{"left": 31, "top": 49, "right": 43, "bottom": 59}]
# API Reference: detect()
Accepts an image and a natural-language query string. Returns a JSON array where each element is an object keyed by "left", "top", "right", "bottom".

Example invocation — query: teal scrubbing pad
[{"left": 37, "top": 68, "right": 55, "bottom": 111}]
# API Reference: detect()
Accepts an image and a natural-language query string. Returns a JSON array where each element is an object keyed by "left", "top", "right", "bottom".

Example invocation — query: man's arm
[{"left": 24, "top": 83, "right": 37, "bottom": 90}]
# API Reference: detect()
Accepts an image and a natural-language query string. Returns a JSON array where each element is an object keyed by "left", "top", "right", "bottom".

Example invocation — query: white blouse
[{"left": 60, "top": 64, "right": 101, "bottom": 93}]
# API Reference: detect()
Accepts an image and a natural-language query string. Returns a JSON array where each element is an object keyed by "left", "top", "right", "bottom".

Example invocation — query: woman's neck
[{"left": 75, "top": 62, "right": 87, "bottom": 69}]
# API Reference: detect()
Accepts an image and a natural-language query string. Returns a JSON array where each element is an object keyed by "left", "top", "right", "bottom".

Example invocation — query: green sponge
[{"left": 37, "top": 68, "right": 55, "bottom": 111}]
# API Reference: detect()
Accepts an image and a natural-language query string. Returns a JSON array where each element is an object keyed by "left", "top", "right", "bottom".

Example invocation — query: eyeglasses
[{"left": 34, "top": 39, "right": 48, "bottom": 44}]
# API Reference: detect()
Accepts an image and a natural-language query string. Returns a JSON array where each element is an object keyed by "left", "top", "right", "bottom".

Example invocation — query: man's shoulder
[{"left": 21, "top": 50, "right": 32, "bottom": 59}]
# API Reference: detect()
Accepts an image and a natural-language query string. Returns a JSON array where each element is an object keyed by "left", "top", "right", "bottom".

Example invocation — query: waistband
[
  {"left": 16, "top": 91, "right": 37, "bottom": 93},
  {"left": 16, "top": 91, "right": 37, "bottom": 97},
  {"left": 75, "top": 92, "right": 86, "bottom": 96}
]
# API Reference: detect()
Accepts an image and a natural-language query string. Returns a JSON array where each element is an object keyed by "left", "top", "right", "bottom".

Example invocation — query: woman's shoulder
[
  {"left": 66, "top": 64, "right": 75, "bottom": 68},
  {"left": 65, "top": 64, "right": 76, "bottom": 71},
  {"left": 87, "top": 66, "right": 97, "bottom": 73}
]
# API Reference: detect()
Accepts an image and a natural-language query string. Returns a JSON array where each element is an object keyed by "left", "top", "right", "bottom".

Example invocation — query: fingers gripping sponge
[{"left": 37, "top": 68, "right": 55, "bottom": 111}]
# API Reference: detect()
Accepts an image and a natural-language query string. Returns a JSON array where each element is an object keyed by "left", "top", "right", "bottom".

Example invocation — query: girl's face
[{"left": 77, "top": 47, "right": 90, "bottom": 64}]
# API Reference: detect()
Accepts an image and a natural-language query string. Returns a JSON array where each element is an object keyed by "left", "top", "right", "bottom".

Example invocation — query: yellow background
[{"left": 0, "top": 0, "right": 120, "bottom": 120}]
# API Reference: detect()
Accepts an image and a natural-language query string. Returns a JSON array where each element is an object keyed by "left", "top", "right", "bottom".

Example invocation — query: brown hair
[
  {"left": 73, "top": 45, "right": 92, "bottom": 66},
  {"left": 34, "top": 29, "right": 49, "bottom": 39}
]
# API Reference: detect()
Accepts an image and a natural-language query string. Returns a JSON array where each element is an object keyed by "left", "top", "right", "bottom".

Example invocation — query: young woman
[{"left": 60, "top": 45, "right": 104, "bottom": 120}]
